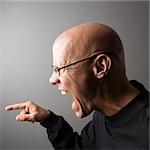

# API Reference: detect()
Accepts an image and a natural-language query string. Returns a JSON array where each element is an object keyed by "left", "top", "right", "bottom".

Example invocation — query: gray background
[{"left": 0, "top": 1, "right": 149, "bottom": 150}]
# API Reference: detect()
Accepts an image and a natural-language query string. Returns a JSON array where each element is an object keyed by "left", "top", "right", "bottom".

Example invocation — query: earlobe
[{"left": 93, "top": 54, "right": 111, "bottom": 79}]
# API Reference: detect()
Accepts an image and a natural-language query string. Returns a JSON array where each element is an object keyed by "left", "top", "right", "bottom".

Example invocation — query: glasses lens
[{"left": 54, "top": 67, "right": 60, "bottom": 75}]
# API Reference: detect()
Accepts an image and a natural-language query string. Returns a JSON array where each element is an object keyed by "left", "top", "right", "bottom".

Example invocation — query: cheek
[
  {"left": 60, "top": 72, "right": 78, "bottom": 91},
  {"left": 65, "top": 74, "right": 78, "bottom": 90},
  {"left": 60, "top": 77, "right": 70, "bottom": 89},
  {"left": 68, "top": 69, "right": 97, "bottom": 96},
  {"left": 61, "top": 71, "right": 81, "bottom": 93}
]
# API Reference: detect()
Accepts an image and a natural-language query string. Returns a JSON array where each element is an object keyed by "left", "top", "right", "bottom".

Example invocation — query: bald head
[
  {"left": 54, "top": 22, "right": 123, "bottom": 53},
  {"left": 52, "top": 23, "right": 125, "bottom": 76}
]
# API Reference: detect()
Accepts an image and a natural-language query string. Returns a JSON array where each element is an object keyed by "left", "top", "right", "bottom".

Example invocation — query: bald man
[{"left": 5, "top": 23, "right": 149, "bottom": 149}]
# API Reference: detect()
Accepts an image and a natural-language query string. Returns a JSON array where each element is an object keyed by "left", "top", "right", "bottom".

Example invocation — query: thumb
[{"left": 16, "top": 114, "right": 33, "bottom": 122}]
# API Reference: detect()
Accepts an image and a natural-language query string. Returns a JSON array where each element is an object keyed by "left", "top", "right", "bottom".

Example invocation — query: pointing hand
[{"left": 5, "top": 101, "right": 49, "bottom": 122}]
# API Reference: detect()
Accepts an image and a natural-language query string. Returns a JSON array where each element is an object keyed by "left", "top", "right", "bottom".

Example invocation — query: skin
[{"left": 5, "top": 22, "right": 139, "bottom": 122}]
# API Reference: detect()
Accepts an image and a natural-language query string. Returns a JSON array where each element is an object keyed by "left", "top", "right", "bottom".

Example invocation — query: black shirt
[{"left": 41, "top": 80, "right": 149, "bottom": 149}]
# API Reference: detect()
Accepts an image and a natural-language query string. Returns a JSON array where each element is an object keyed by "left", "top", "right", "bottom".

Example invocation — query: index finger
[{"left": 5, "top": 102, "right": 27, "bottom": 111}]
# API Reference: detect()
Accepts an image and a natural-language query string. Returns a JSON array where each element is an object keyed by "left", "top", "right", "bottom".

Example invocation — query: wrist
[{"left": 40, "top": 110, "right": 50, "bottom": 122}]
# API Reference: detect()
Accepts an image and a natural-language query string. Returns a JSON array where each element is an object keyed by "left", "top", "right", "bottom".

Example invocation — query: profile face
[{"left": 49, "top": 35, "right": 97, "bottom": 118}]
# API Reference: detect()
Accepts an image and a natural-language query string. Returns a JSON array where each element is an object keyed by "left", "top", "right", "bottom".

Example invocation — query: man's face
[{"left": 49, "top": 36, "right": 97, "bottom": 118}]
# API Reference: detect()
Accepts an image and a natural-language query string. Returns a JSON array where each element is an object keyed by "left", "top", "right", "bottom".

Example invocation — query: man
[{"left": 5, "top": 23, "right": 149, "bottom": 149}]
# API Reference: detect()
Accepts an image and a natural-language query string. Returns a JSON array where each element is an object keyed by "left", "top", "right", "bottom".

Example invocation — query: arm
[
  {"left": 5, "top": 101, "right": 96, "bottom": 149},
  {"left": 40, "top": 111, "right": 96, "bottom": 149}
]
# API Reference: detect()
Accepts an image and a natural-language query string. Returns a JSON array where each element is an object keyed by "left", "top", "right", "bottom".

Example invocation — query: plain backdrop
[{"left": 0, "top": 1, "right": 149, "bottom": 150}]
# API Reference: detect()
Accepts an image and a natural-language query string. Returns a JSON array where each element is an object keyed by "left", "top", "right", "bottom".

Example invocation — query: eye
[{"left": 54, "top": 67, "right": 59, "bottom": 73}]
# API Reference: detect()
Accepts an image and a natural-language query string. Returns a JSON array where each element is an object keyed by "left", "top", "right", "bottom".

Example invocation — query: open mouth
[{"left": 59, "top": 90, "right": 85, "bottom": 118}]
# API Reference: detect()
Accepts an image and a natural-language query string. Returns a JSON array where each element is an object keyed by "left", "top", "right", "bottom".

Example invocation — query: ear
[{"left": 93, "top": 54, "right": 111, "bottom": 79}]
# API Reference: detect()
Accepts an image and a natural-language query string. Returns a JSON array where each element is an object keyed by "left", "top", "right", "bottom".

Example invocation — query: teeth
[{"left": 61, "top": 91, "right": 67, "bottom": 95}]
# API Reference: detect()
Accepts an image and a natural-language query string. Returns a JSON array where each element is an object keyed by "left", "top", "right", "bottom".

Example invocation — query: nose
[{"left": 49, "top": 72, "right": 60, "bottom": 85}]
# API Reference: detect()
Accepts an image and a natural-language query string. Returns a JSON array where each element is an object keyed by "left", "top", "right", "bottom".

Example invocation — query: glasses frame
[{"left": 52, "top": 50, "right": 111, "bottom": 76}]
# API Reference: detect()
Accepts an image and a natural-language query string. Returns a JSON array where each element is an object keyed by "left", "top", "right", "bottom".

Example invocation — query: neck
[{"left": 94, "top": 78, "right": 139, "bottom": 117}]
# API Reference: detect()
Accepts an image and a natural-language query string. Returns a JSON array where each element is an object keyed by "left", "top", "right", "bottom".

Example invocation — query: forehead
[{"left": 52, "top": 36, "right": 72, "bottom": 66}]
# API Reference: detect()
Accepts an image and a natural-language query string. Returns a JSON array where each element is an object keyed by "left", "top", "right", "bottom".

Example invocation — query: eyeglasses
[{"left": 52, "top": 50, "right": 111, "bottom": 76}]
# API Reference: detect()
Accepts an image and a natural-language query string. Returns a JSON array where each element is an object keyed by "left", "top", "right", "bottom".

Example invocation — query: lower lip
[{"left": 72, "top": 97, "right": 84, "bottom": 118}]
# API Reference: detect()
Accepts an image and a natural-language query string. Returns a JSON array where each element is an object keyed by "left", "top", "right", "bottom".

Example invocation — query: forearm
[{"left": 40, "top": 111, "right": 81, "bottom": 149}]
